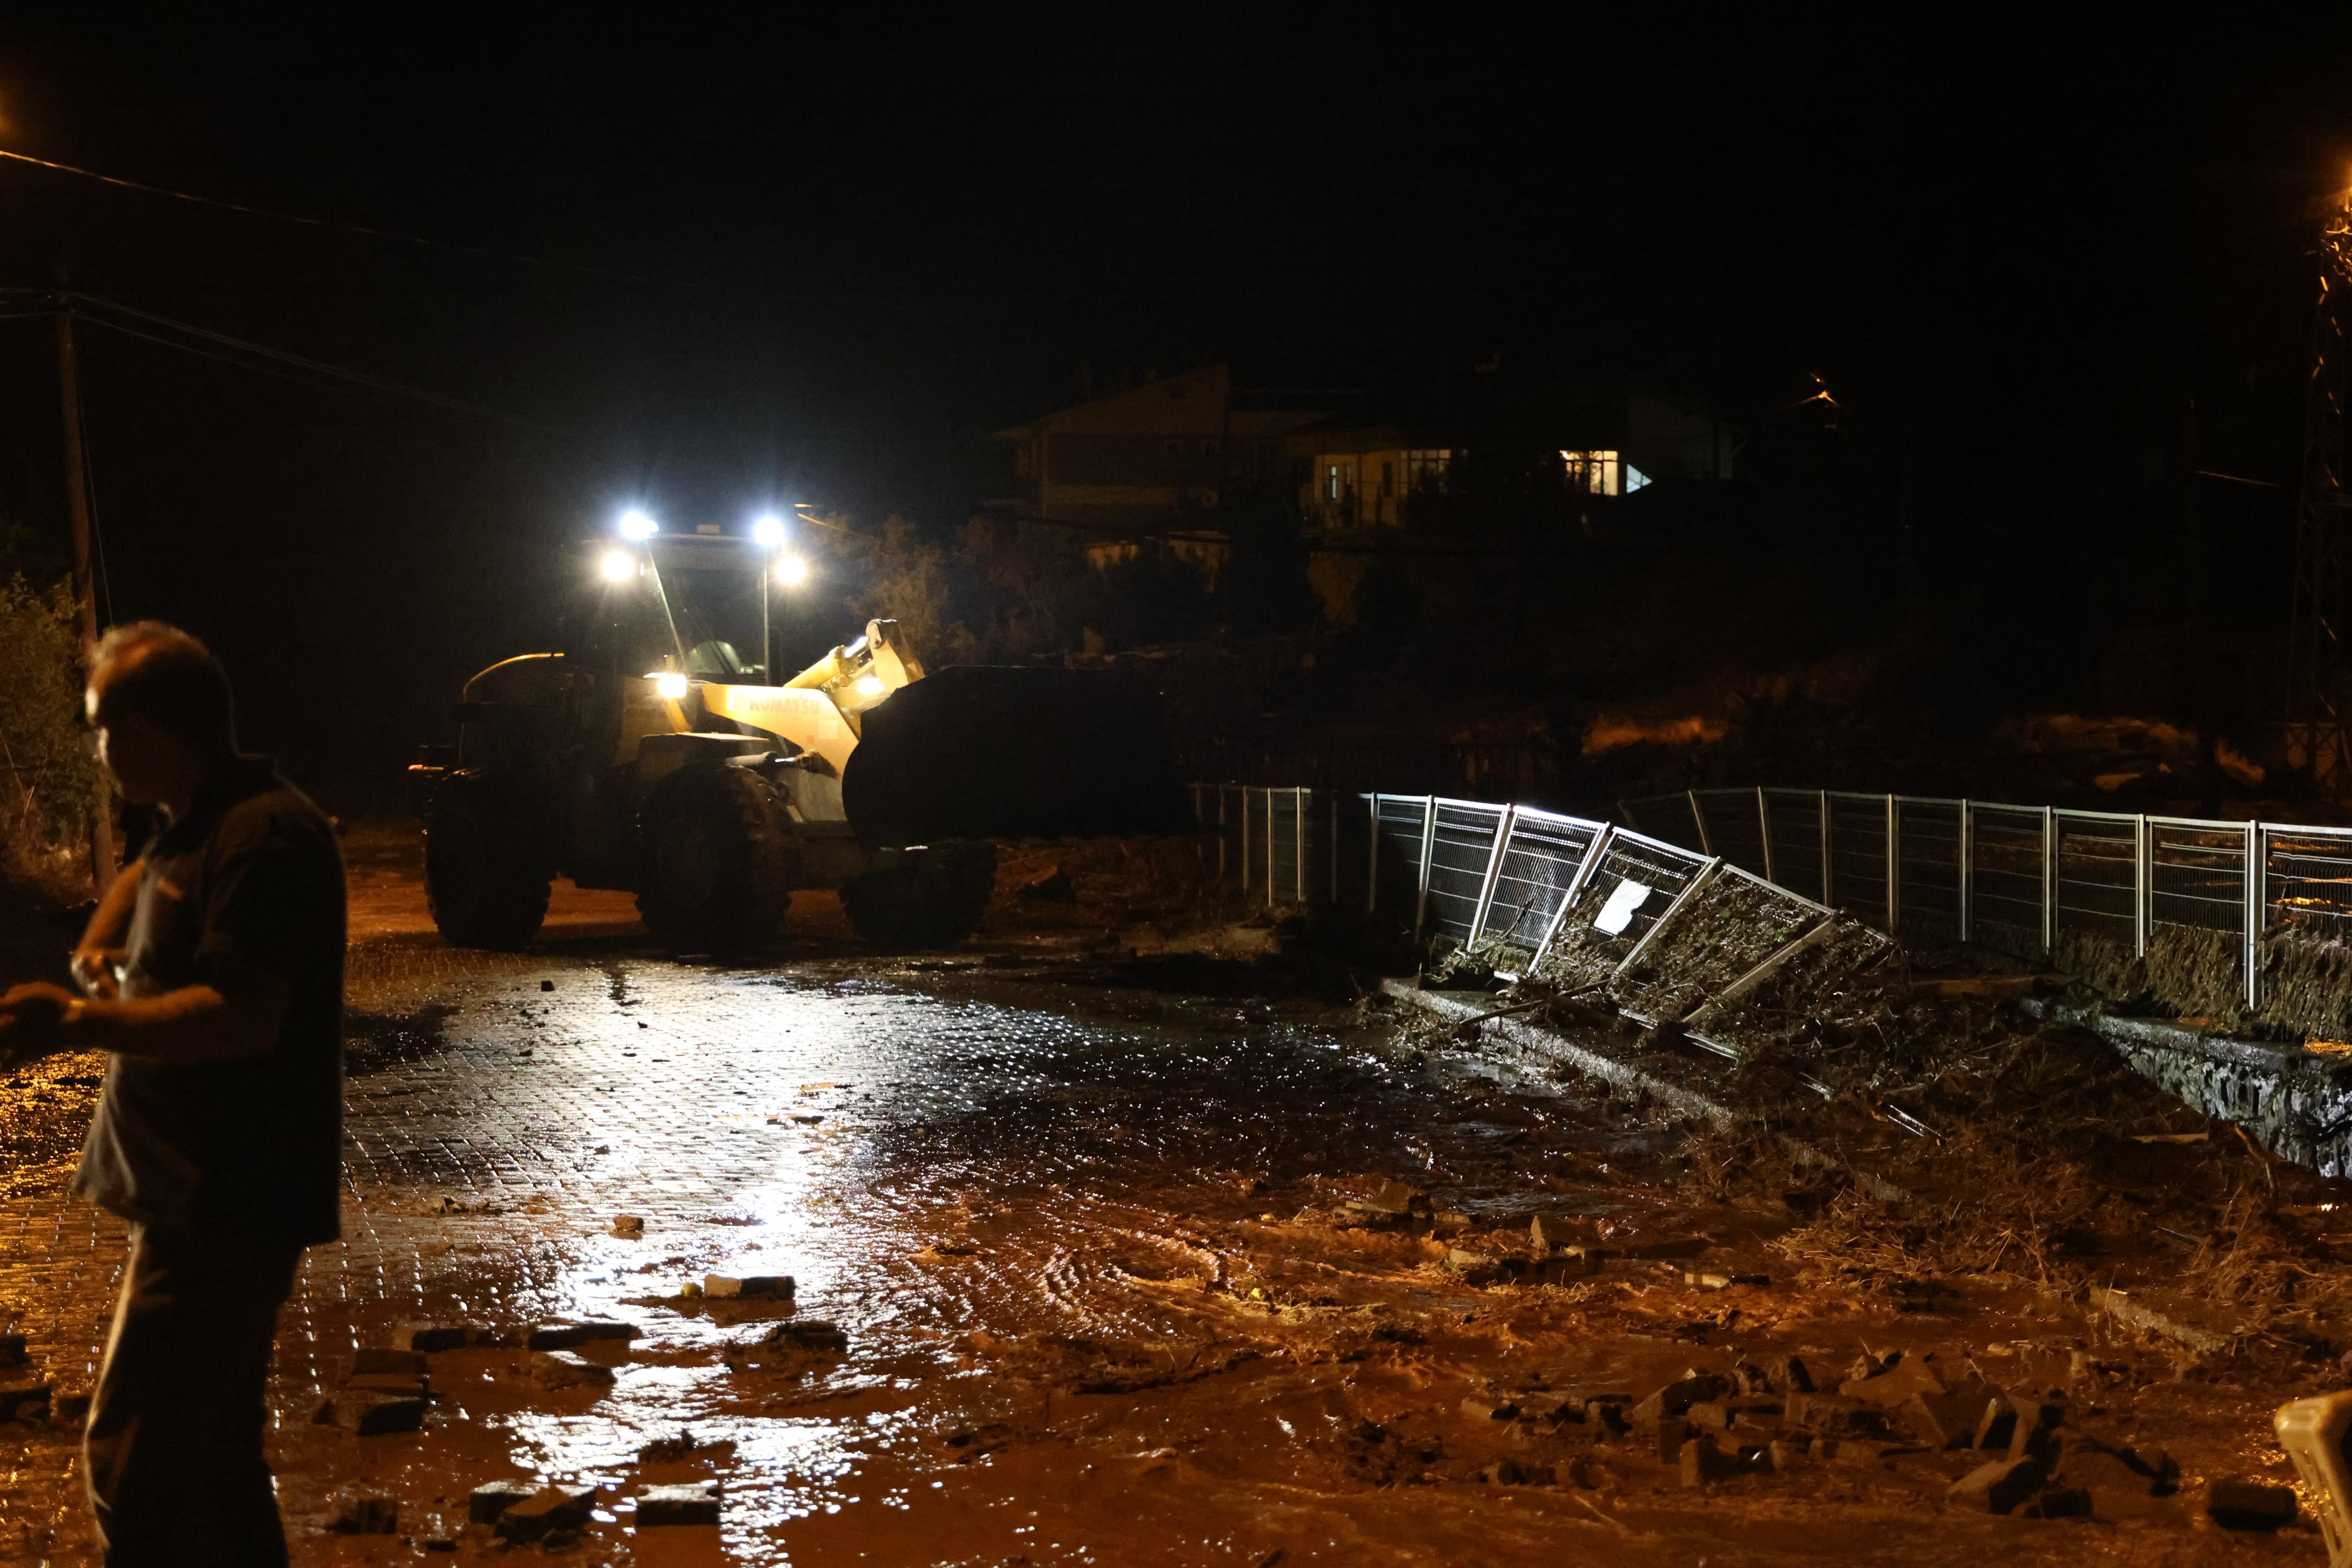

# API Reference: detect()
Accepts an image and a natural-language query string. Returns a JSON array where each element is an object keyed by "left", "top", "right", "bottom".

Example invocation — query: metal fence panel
[
  {"left": 1825, "top": 793, "right": 1891, "bottom": 925},
  {"left": 1371, "top": 795, "right": 1431, "bottom": 929},
  {"left": 2263, "top": 824, "right": 2352, "bottom": 943},
  {"left": 1894, "top": 798, "right": 1963, "bottom": 942},
  {"left": 2053, "top": 810, "right": 2137, "bottom": 950},
  {"left": 1476, "top": 808, "right": 1605, "bottom": 960},
  {"left": 1423, "top": 799, "right": 1510, "bottom": 942},
  {"left": 2146, "top": 817, "right": 2246, "bottom": 940},
  {"left": 1760, "top": 788, "right": 1828, "bottom": 902}
]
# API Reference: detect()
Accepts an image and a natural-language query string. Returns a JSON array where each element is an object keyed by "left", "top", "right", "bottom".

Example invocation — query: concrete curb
[
  {"left": 1381, "top": 980, "right": 1909, "bottom": 1203},
  {"left": 2018, "top": 996, "right": 2352, "bottom": 1178}
]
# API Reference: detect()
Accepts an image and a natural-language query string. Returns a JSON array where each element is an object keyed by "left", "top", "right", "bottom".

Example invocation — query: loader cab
[{"left": 572, "top": 533, "right": 778, "bottom": 689}]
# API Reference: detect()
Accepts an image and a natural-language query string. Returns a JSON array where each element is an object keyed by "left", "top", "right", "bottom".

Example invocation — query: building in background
[{"left": 989, "top": 365, "right": 1336, "bottom": 584}]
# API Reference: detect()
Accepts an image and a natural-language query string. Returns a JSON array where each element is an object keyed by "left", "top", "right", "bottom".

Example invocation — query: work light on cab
[
  {"left": 752, "top": 513, "right": 788, "bottom": 548},
  {"left": 619, "top": 508, "right": 658, "bottom": 540}
]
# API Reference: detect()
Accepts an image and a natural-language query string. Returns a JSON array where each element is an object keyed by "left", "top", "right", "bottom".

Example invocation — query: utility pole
[
  {"left": 57, "top": 293, "right": 116, "bottom": 884},
  {"left": 2287, "top": 190, "right": 2352, "bottom": 795}
]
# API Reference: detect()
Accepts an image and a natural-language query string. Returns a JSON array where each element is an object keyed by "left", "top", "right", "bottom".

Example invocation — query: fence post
[
  {"left": 1265, "top": 788, "right": 1277, "bottom": 910},
  {"left": 1413, "top": 796, "right": 1437, "bottom": 941},
  {"left": 2133, "top": 815, "right": 2151, "bottom": 960},
  {"left": 1958, "top": 800, "right": 1974, "bottom": 944},
  {"left": 1234, "top": 787, "right": 1247, "bottom": 892},
  {"left": 1531, "top": 825, "right": 1613, "bottom": 972},
  {"left": 1819, "top": 791, "right": 1834, "bottom": 909},
  {"left": 2040, "top": 805, "right": 2056, "bottom": 955},
  {"left": 1884, "top": 793, "right": 1900, "bottom": 936},
  {"left": 2244, "top": 821, "right": 2262, "bottom": 1013},
  {"left": 1330, "top": 791, "right": 1341, "bottom": 908},
  {"left": 1296, "top": 787, "right": 1308, "bottom": 906},
  {"left": 1367, "top": 794, "right": 1381, "bottom": 915},
  {"left": 1467, "top": 805, "right": 1517, "bottom": 947},
  {"left": 1688, "top": 789, "right": 1713, "bottom": 855},
  {"left": 1757, "top": 786, "right": 1775, "bottom": 884}
]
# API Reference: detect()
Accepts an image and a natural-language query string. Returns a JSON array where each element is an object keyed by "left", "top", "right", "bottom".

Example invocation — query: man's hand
[
  {"left": 70, "top": 947, "right": 125, "bottom": 1000},
  {"left": 0, "top": 981, "right": 80, "bottom": 1068}
]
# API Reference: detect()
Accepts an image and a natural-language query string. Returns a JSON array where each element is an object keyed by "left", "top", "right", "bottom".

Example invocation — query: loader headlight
[
  {"left": 619, "top": 508, "right": 658, "bottom": 540},
  {"left": 599, "top": 549, "right": 636, "bottom": 582},
  {"left": 854, "top": 674, "right": 886, "bottom": 697},
  {"left": 776, "top": 554, "right": 809, "bottom": 586},
  {"left": 652, "top": 672, "right": 690, "bottom": 700}
]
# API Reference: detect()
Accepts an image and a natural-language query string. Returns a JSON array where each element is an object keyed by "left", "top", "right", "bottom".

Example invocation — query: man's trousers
[{"left": 84, "top": 1224, "right": 304, "bottom": 1567}]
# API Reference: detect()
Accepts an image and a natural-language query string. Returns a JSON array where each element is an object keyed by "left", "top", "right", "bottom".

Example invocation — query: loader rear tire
[
  {"left": 841, "top": 841, "right": 997, "bottom": 951},
  {"left": 637, "top": 767, "right": 793, "bottom": 953},
  {"left": 425, "top": 782, "right": 552, "bottom": 951}
]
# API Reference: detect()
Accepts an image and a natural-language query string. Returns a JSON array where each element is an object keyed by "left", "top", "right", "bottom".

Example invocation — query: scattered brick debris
[
  {"left": 525, "top": 1319, "right": 640, "bottom": 1351},
  {"left": 328, "top": 1497, "right": 398, "bottom": 1534},
  {"left": 636, "top": 1480, "right": 723, "bottom": 1526},
  {"left": 2202, "top": 1477, "right": 2299, "bottom": 1530}
]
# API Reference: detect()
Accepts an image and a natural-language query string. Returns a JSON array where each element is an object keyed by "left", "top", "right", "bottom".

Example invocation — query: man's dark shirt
[{"left": 74, "top": 757, "right": 346, "bottom": 1245}]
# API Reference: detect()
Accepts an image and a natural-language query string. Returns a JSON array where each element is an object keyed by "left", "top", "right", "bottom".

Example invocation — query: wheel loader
[{"left": 405, "top": 524, "right": 1192, "bottom": 951}]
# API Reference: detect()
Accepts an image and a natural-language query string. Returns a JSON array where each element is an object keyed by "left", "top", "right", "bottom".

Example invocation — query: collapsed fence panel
[
  {"left": 1472, "top": 808, "right": 1605, "bottom": 965},
  {"left": 1422, "top": 799, "right": 1512, "bottom": 943}
]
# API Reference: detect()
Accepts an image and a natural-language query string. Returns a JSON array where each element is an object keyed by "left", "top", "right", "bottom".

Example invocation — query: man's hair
[{"left": 90, "top": 622, "right": 238, "bottom": 751}]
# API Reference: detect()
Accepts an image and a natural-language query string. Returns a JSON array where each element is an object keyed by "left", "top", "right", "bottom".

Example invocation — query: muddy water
[
  {"left": 292, "top": 960, "right": 1674, "bottom": 1566},
  {"left": 4, "top": 928, "right": 2337, "bottom": 1564}
]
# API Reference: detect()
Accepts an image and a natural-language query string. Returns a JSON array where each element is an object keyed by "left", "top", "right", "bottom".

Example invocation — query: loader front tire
[
  {"left": 425, "top": 782, "right": 552, "bottom": 951},
  {"left": 841, "top": 841, "right": 997, "bottom": 951},
  {"left": 637, "top": 767, "right": 793, "bottom": 953}
]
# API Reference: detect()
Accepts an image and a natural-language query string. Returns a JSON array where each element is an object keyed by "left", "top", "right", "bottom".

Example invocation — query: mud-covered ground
[{"left": 0, "top": 824, "right": 2342, "bottom": 1564}]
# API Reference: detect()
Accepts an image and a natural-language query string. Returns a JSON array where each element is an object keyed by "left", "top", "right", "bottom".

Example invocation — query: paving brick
[
  {"left": 704, "top": 1273, "right": 794, "bottom": 1299},
  {"left": 328, "top": 1497, "right": 399, "bottom": 1534},
  {"left": 526, "top": 1319, "right": 641, "bottom": 1350},
  {"left": 493, "top": 1483, "right": 599, "bottom": 1543},
  {"left": 317, "top": 1391, "right": 427, "bottom": 1435},
  {"left": 468, "top": 1479, "right": 536, "bottom": 1523},
  {"left": 351, "top": 1347, "right": 429, "bottom": 1375},
  {"left": 1947, "top": 1455, "right": 2050, "bottom": 1514},
  {"left": 531, "top": 1349, "right": 617, "bottom": 1388},
  {"left": 1631, "top": 1373, "right": 1728, "bottom": 1425},
  {"left": 2203, "top": 1477, "right": 2298, "bottom": 1529},
  {"left": 636, "top": 1480, "right": 723, "bottom": 1526},
  {"left": 395, "top": 1321, "right": 491, "bottom": 1353}
]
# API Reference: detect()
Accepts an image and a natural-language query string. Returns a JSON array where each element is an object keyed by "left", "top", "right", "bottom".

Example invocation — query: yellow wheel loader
[{"left": 405, "top": 526, "right": 1192, "bottom": 952}]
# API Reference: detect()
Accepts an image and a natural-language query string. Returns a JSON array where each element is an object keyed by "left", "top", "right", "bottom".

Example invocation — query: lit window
[
  {"left": 1562, "top": 449, "right": 1648, "bottom": 496},
  {"left": 1404, "top": 449, "right": 1454, "bottom": 492}
]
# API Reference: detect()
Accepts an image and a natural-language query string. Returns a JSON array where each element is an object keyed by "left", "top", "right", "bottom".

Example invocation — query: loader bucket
[{"left": 841, "top": 666, "right": 1198, "bottom": 849}]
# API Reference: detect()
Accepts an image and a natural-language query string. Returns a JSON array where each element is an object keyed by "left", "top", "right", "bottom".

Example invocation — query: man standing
[{"left": 0, "top": 622, "right": 345, "bottom": 1567}]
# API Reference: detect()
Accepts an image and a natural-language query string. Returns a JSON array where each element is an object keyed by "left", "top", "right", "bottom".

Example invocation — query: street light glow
[
  {"left": 752, "top": 513, "right": 788, "bottom": 548},
  {"left": 619, "top": 508, "right": 658, "bottom": 540},
  {"left": 599, "top": 549, "right": 635, "bottom": 582},
  {"left": 776, "top": 554, "right": 809, "bottom": 586}
]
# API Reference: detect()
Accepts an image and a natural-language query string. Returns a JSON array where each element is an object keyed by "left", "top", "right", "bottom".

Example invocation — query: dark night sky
[{"left": 0, "top": 16, "right": 2348, "bottom": 808}]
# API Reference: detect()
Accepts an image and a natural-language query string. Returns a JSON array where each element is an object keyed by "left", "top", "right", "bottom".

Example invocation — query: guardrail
[
  {"left": 1619, "top": 787, "right": 2352, "bottom": 1022},
  {"left": 1191, "top": 782, "right": 1857, "bottom": 1054},
  {"left": 1191, "top": 782, "right": 1792, "bottom": 960}
]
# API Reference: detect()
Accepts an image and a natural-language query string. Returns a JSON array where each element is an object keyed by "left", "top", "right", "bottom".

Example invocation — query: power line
[
  {"left": 0, "top": 145, "right": 663, "bottom": 289},
  {"left": 0, "top": 289, "right": 577, "bottom": 437}
]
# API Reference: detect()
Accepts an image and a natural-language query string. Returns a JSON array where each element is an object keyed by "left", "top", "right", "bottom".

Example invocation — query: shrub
[{"left": 0, "top": 575, "right": 101, "bottom": 901}]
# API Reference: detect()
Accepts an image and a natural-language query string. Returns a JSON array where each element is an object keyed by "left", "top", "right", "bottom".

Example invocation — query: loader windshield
[{"left": 593, "top": 535, "right": 773, "bottom": 684}]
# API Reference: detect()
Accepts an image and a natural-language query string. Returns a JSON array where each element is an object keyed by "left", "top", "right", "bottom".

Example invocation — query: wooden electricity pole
[{"left": 57, "top": 294, "right": 116, "bottom": 884}]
